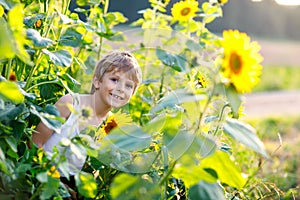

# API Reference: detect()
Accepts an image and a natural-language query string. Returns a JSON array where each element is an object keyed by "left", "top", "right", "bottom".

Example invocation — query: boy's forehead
[{"left": 107, "top": 70, "right": 134, "bottom": 80}]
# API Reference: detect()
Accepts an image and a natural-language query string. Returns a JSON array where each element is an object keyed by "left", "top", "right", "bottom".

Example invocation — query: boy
[{"left": 32, "top": 50, "right": 142, "bottom": 196}]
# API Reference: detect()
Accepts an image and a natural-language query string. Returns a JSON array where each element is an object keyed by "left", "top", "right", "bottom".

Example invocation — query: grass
[
  {"left": 245, "top": 65, "right": 300, "bottom": 198},
  {"left": 245, "top": 115, "right": 300, "bottom": 198},
  {"left": 254, "top": 65, "right": 300, "bottom": 92}
]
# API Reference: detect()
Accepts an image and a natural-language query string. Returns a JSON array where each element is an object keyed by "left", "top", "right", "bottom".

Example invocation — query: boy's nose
[{"left": 116, "top": 82, "right": 125, "bottom": 92}]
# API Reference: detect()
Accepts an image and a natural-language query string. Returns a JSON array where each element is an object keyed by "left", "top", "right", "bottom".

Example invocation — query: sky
[{"left": 252, "top": 0, "right": 300, "bottom": 6}]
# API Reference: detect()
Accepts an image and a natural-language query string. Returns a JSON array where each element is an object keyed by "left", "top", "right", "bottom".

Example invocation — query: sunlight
[{"left": 275, "top": 0, "right": 300, "bottom": 6}]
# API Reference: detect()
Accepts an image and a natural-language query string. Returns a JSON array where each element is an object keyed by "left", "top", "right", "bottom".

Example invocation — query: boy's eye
[
  {"left": 111, "top": 78, "right": 118, "bottom": 83},
  {"left": 126, "top": 83, "right": 134, "bottom": 89}
]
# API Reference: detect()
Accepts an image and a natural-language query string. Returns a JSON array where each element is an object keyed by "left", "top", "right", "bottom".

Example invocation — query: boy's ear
[{"left": 93, "top": 75, "right": 100, "bottom": 89}]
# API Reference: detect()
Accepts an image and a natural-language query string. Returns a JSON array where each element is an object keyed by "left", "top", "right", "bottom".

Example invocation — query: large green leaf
[
  {"left": 187, "top": 134, "right": 217, "bottom": 158},
  {"left": 165, "top": 130, "right": 196, "bottom": 160},
  {"left": 59, "top": 73, "right": 81, "bottom": 91},
  {"left": 110, "top": 173, "right": 160, "bottom": 200},
  {"left": 97, "top": 125, "right": 155, "bottom": 173},
  {"left": 0, "top": 18, "right": 14, "bottom": 59},
  {"left": 8, "top": 4, "right": 32, "bottom": 65},
  {"left": 40, "top": 177, "right": 60, "bottom": 200},
  {"left": 42, "top": 49, "right": 72, "bottom": 67},
  {"left": 188, "top": 181, "right": 225, "bottom": 200},
  {"left": 0, "top": 103, "right": 25, "bottom": 122},
  {"left": 156, "top": 48, "right": 187, "bottom": 72},
  {"left": 26, "top": 28, "right": 53, "bottom": 48},
  {"left": 150, "top": 89, "right": 205, "bottom": 114},
  {"left": 59, "top": 28, "right": 82, "bottom": 47},
  {"left": 30, "top": 105, "right": 63, "bottom": 134},
  {"left": 200, "top": 150, "right": 247, "bottom": 189},
  {"left": 103, "top": 125, "right": 152, "bottom": 152},
  {"left": 0, "top": 0, "right": 18, "bottom": 9},
  {"left": 0, "top": 81, "right": 24, "bottom": 104},
  {"left": 172, "top": 155, "right": 217, "bottom": 188},
  {"left": 223, "top": 118, "right": 269, "bottom": 158}
]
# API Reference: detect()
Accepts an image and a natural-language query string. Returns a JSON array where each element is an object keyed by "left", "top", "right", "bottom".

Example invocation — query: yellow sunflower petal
[
  {"left": 171, "top": 0, "right": 199, "bottom": 22},
  {"left": 221, "top": 29, "right": 263, "bottom": 93}
]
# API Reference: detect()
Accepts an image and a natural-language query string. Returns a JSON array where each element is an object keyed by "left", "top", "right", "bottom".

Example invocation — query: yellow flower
[
  {"left": 9, "top": 71, "right": 17, "bottom": 82},
  {"left": 171, "top": 0, "right": 199, "bottom": 22},
  {"left": 221, "top": 29, "right": 263, "bottom": 93},
  {"left": 48, "top": 166, "right": 60, "bottom": 179},
  {"left": 0, "top": 5, "right": 4, "bottom": 18},
  {"left": 102, "top": 115, "right": 118, "bottom": 134},
  {"left": 196, "top": 73, "right": 207, "bottom": 89},
  {"left": 218, "top": 0, "right": 228, "bottom": 5},
  {"left": 94, "top": 110, "right": 132, "bottom": 142}
]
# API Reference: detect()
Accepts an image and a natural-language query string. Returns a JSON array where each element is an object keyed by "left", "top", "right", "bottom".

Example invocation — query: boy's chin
[{"left": 110, "top": 102, "right": 127, "bottom": 108}]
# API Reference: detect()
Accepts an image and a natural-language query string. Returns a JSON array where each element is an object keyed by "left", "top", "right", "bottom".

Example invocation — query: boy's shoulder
[{"left": 57, "top": 93, "right": 74, "bottom": 104}]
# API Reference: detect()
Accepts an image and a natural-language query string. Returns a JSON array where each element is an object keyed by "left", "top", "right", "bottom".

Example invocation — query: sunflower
[
  {"left": 220, "top": 29, "right": 263, "bottom": 93},
  {"left": 218, "top": 0, "right": 228, "bottom": 5},
  {"left": 94, "top": 110, "right": 132, "bottom": 142},
  {"left": 171, "top": 0, "right": 199, "bottom": 22},
  {"left": 9, "top": 71, "right": 17, "bottom": 81}
]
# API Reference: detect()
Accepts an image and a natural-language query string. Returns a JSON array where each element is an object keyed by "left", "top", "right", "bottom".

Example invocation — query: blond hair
[{"left": 90, "top": 51, "right": 142, "bottom": 94}]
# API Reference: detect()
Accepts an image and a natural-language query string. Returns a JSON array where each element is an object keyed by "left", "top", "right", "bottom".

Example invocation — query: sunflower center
[
  {"left": 229, "top": 52, "right": 242, "bottom": 74},
  {"left": 104, "top": 119, "right": 118, "bottom": 134},
  {"left": 181, "top": 7, "right": 191, "bottom": 16}
]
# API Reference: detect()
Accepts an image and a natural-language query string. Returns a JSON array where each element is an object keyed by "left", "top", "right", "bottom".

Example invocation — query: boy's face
[{"left": 94, "top": 70, "right": 135, "bottom": 108}]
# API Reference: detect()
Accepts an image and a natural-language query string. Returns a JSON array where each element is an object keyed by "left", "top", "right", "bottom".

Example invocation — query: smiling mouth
[{"left": 110, "top": 93, "right": 124, "bottom": 100}]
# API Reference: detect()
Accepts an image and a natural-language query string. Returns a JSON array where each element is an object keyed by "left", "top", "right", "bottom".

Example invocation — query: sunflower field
[{"left": 0, "top": 0, "right": 291, "bottom": 199}]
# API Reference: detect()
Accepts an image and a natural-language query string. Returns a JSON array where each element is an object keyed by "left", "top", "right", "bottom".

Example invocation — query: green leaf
[
  {"left": 156, "top": 48, "right": 187, "bottom": 72},
  {"left": 200, "top": 150, "right": 247, "bottom": 189},
  {"left": 188, "top": 181, "right": 225, "bottom": 200},
  {"left": 10, "top": 120, "right": 26, "bottom": 142},
  {"left": 186, "top": 39, "right": 203, "bottom": 51},
  {"left": 150, "top": 89, "right": 205, "bottom": 114},
  {"left": 165, "top": 130, "right": 196, "bottom": 160},
  {"left": 187, "top": 135, "right": 217, "bottom": 158},
  {"left": 8, "top": 5, "right": 33, "bottom": 65},
  {"left": 57, "top": 12, "right": 73, "bottom": 24},
  {"left": 0, "top": 147, "right": 5, "bottom": 160},
  {"left": 40, "top": 177, "right": 60, "bottom": 200},
  {"left": 103, "top": 125, "right": 152, "bottom": 152},
  {"left": 59, "top": 28, "right": 82, "bottom": 47},
  {"left": 223, "top": 118, "right": 269, "bottom": 158},
  {"left": 5, "top": 136, "right": 17, "bottom": 153},
  {"left": 110, "top": 173, "right": 160, "bottom": 200},
  {"left": 108, "top": 31, "right": 126, "bottom": 41},
  {"left": 30, "top": 105, "right": 62, "bottom": 134},
  {"left": 225, "top": 85, "right": 241, "bottom": 118},
  {"left": 0, "top": 18, "right": 14, "bottom": 59},
  {"left": 59, "top": 73, "right": 81, "bottom": 91},
  {"left": 0, "top": 103, "right": 25, "bottom": 122},
  {"left": 172, "top": 157, "right": 217, "bottom": 188},
  {"left": 36, "top": 172, "right": 48, "bottom": 183},
  {"left": 24, "top": 13, "right": 46, "bottom": 27},
  {"left": 26, "top": 28, "right": 53, "bottom": 48},
  {"left": 42, "top": 49, "right": 72, "bottom": 67},
  {"left": 0, "top": 0, "right": 18, "bottom": 9},
  {"left": 0, "top": 81, "right": 24, "bottom": 104},
  {"left": 75, "top": 171, "right": 97, "bottom": 198}
]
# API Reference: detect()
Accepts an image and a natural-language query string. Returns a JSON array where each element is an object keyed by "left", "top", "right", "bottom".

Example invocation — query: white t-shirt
[{"left": 43, "top": 94, "right": 87, "bottom": 176}]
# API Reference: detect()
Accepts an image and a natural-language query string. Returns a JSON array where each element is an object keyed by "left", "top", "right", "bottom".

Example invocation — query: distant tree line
[{"left": 70, "top": 0, "right": 300, "bottom": 40}]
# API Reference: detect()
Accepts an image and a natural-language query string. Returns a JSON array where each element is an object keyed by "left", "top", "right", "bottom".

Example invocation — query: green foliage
[
  {"left": 254, "top": 66, "right": 300, "bottom": 92},
  {"left": 0, "top": 0, "right": 286, "bottom": 199}
]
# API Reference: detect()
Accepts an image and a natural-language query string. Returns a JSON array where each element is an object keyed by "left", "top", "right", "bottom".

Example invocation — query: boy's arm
[{"left": 32, "top": 94, "right": 73, "bottom": 148}]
